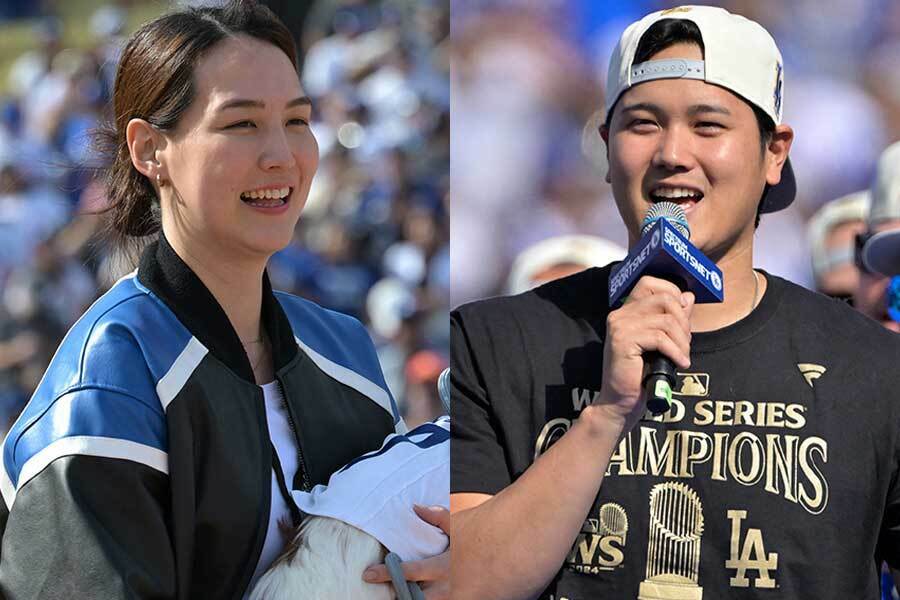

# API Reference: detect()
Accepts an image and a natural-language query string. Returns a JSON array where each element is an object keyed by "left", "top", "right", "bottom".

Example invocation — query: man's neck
[
  {"left": 690, "top": 242, "right": 765, "bottom": 332},
  {"left": 164, "top": 226, "right": 267, "bottom": 345}
]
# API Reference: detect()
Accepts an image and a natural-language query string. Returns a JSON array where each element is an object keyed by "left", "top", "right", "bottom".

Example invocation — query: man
[
  {"left": 807, "top": 190, "right": 869, "bottom": 302},
  {"left": 451, "top": 6, "right": 900, "bottom": 599},
  {"left": 856, "top": 140, "right": 900, "bottom": 332}
]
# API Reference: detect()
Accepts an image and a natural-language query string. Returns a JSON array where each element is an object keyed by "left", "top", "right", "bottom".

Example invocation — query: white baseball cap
[
  {"left": 605, "top": 5, "right": 795, "bottom": 214},
  {"left": 507, "top": 234, "right": 627, "bottom": 295},
  {"left": 807, "top": 190, "right": 869, "bottom": 280}
]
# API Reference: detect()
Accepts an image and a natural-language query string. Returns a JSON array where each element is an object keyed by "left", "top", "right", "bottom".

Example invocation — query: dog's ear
[
  {"left": 270, "top": 517, "right": 302, "bottom": 569},
  {"left": 277, "top": 515, "right": 296, "bottom": 543}
]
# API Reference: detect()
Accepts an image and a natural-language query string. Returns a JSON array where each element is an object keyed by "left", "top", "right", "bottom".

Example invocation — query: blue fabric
[
  {"left": 5, "top": 387, "right": 168, "bottom": 487},
  {"left": 3, "top": 274, "right": 194, "bottom": 488},
  {"left": 275, "top": 291, "right": 401, "bottom": 425}
]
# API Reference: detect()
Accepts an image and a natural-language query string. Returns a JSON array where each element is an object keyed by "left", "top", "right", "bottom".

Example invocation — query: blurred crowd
[
  {"left": 0, "top": 0, "right": 449, "bottom": 435},
  {"left": 451, "top": 0, "right": 900, "bottom": 306}
]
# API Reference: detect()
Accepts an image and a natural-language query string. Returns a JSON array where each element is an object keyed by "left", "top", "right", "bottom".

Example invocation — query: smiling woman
[{"left": 0, "top": 1, "right": 449, "bottom": 599}]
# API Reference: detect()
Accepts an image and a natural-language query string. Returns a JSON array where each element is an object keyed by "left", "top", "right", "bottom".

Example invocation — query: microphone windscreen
[{"left": 642, "top": 202, "right": 689, "bottom": 239}]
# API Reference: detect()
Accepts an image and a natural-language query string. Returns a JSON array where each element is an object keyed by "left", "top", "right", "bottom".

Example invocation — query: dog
[{"left": 249, "top": 415, "right": 450, "bottom": 599}]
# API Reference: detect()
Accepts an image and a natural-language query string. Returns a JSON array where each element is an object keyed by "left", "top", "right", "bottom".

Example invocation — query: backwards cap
[{"left": 605, "top": 5, "right": 795, "bottom": 214}]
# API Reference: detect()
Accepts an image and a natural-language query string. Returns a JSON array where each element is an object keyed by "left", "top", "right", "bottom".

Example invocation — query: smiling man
[{"left": 451, "top": 6, "right": 900, "bottom": 599}]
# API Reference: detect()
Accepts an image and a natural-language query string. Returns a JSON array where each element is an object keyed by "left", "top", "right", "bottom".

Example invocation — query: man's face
[
  {"left": 854, "top": 218, "right": 900, "bottom": 332},
  {"left": 602, "top": 43, "right": 791, "bottom": 263}
]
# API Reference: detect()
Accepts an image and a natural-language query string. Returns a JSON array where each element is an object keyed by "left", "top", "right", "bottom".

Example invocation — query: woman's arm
[
  {"left": 0, "top": 455, "right": 176, "bottom": 598},
  {"left": 0, "top": 388, "right": 176, "bottom": 599}
]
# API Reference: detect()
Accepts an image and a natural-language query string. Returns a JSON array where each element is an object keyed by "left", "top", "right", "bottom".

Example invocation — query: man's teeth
[
  {"left": 240, "top": 187, "right": 291, "bottom": 201},
  {"left": 651, "top": 187, "right": 702, "bottom": 200}
]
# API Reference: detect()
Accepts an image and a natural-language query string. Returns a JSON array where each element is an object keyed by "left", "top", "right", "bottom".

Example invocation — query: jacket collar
[{"left": 137, "top": 233, "right": 298, "bottom": 383}]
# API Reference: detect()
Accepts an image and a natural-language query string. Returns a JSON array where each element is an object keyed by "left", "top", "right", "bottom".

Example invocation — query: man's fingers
[
  {"left": 637, "top": 314, "right": 691, "bottom": 361},
  {"left": 616, "top": 293, "right": 692, "bottom": 335},
  {"left": 632, "top": 329, "right": 691, "bottom": 368},
  {"left": 627, "top": 276, "right": 685, "bottom": 301}
]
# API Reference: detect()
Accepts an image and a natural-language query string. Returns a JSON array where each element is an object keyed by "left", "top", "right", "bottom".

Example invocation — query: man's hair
[{"left": 606, "top": 18, "right": 777, "bottom": 226}]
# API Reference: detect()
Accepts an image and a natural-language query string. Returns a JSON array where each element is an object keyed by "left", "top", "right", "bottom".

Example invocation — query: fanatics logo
[{"left": 797, "top": 363, "right": 826, "bottom": 388}]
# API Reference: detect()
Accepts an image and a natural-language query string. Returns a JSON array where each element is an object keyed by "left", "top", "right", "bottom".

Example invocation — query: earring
[{"left": 156, "top": 173, "right": 166, "bottom": 187}]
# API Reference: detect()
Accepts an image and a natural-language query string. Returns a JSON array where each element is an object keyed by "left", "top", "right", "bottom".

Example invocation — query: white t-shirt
[{"left": 245, "top": 381, "right": 298, "bottom": 597}]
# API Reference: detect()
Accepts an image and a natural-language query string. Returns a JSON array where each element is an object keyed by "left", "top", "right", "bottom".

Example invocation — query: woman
[{"left": 0, "top": 2, "right": 448, "bottom": 598}]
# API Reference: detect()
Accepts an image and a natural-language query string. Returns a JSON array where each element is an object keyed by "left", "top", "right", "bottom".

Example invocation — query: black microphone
[{"left": 608, "top": 202, "right": 724, "bottom": 415}]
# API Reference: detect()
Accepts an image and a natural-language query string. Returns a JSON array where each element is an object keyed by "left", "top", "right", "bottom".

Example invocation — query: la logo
[{"left": 725, "top": 510, "right": 778, "bottom": 589}]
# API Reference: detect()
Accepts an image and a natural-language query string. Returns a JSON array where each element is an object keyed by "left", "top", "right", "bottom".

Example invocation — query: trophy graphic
[
  {"left": 598, "top": 502, "right": 628, "bottom": 544},
  {"left": 638, "top": 482, "right": 704, "bottom": 600}
]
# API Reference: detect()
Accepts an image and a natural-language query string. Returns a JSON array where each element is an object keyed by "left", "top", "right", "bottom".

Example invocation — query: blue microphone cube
[{"left": 608, "top": 218, "right": 725, "bottom": 307}]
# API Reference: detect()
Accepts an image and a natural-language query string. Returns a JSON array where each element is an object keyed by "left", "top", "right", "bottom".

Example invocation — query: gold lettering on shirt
[
  {"left": 726, "top": 510, "right": 778, "bottom": 588},
  {"left": 602, "top": 427, "right": 829, "bottom": 514}
]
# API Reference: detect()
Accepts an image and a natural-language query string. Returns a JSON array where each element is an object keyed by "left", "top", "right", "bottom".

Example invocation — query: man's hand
[
  {"left": 363, "top": 504, "right": 449, "bottom": 600},
  {"left": 596, "top": 275, "right": 694, "bottom": 432}
]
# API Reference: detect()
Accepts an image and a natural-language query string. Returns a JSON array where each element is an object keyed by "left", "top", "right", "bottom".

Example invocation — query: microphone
[{"left": 607, "top": 202, "right": 724, "bottom": 415}]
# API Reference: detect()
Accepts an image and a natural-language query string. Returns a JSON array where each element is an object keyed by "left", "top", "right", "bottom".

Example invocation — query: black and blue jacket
[{"left": 0, "top": 235, "right": 404, "bottom": 599}]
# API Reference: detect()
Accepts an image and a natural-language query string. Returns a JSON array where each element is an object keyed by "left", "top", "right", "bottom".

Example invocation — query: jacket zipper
[{"left": 276, "top": 377, "right": 312, "bottom": 492}]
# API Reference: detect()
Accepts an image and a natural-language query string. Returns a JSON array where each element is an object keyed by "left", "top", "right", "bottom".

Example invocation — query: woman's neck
[{"left": 164, "top": 227, "right": 267, "bottom": 346}]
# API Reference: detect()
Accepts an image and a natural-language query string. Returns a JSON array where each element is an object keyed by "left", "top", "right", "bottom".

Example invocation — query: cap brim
[
  {"left": 862, "top": 229, "right": 900, "bottom": 277},
  {"left": 759, "top": 157, "right": 796, "bottom": 214}
]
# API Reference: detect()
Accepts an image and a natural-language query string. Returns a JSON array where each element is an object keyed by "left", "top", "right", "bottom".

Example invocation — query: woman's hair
[{"left": 95, "top": 0, "right": 297, "bottom": 252}]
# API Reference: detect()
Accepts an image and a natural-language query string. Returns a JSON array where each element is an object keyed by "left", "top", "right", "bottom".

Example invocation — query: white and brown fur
[{"left": 249, "top": 515, "right": 395, "bottom": 600}]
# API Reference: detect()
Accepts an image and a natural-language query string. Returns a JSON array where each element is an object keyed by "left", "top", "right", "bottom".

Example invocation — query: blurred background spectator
[
  {"left": 0, "top": 0, "right": 449, "bottom": 434},
  {"left": 855, "top": 140, "right": 900, "bottom": 333},
  {"left": 450, "top": 0, "right": 900, "bottom": 309},
  {"left": 807, "top": 190, "right": 869, "bottom": 302},
  {"left": 506, "top": 234, "right": 625, "bottom": 296}
]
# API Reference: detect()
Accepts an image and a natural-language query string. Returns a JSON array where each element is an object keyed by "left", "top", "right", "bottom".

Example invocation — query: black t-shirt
[{"left": 451, "top": 265, "right": 900, "bottom": 599}]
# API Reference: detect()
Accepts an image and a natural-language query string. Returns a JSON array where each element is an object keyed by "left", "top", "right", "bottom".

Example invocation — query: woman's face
[{"left": 158, "top": 34, "right": 318, "bottom": 262}]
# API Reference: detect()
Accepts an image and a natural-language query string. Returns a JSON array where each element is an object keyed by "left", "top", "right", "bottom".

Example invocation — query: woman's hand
[{"left": 362, "top": 504, "right": 450, "bottom": 600}]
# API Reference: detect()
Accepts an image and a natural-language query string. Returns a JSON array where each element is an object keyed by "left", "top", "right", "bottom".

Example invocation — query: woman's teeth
[{"left": 240, "top": 187, "right": 291, "bottom": 206}]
